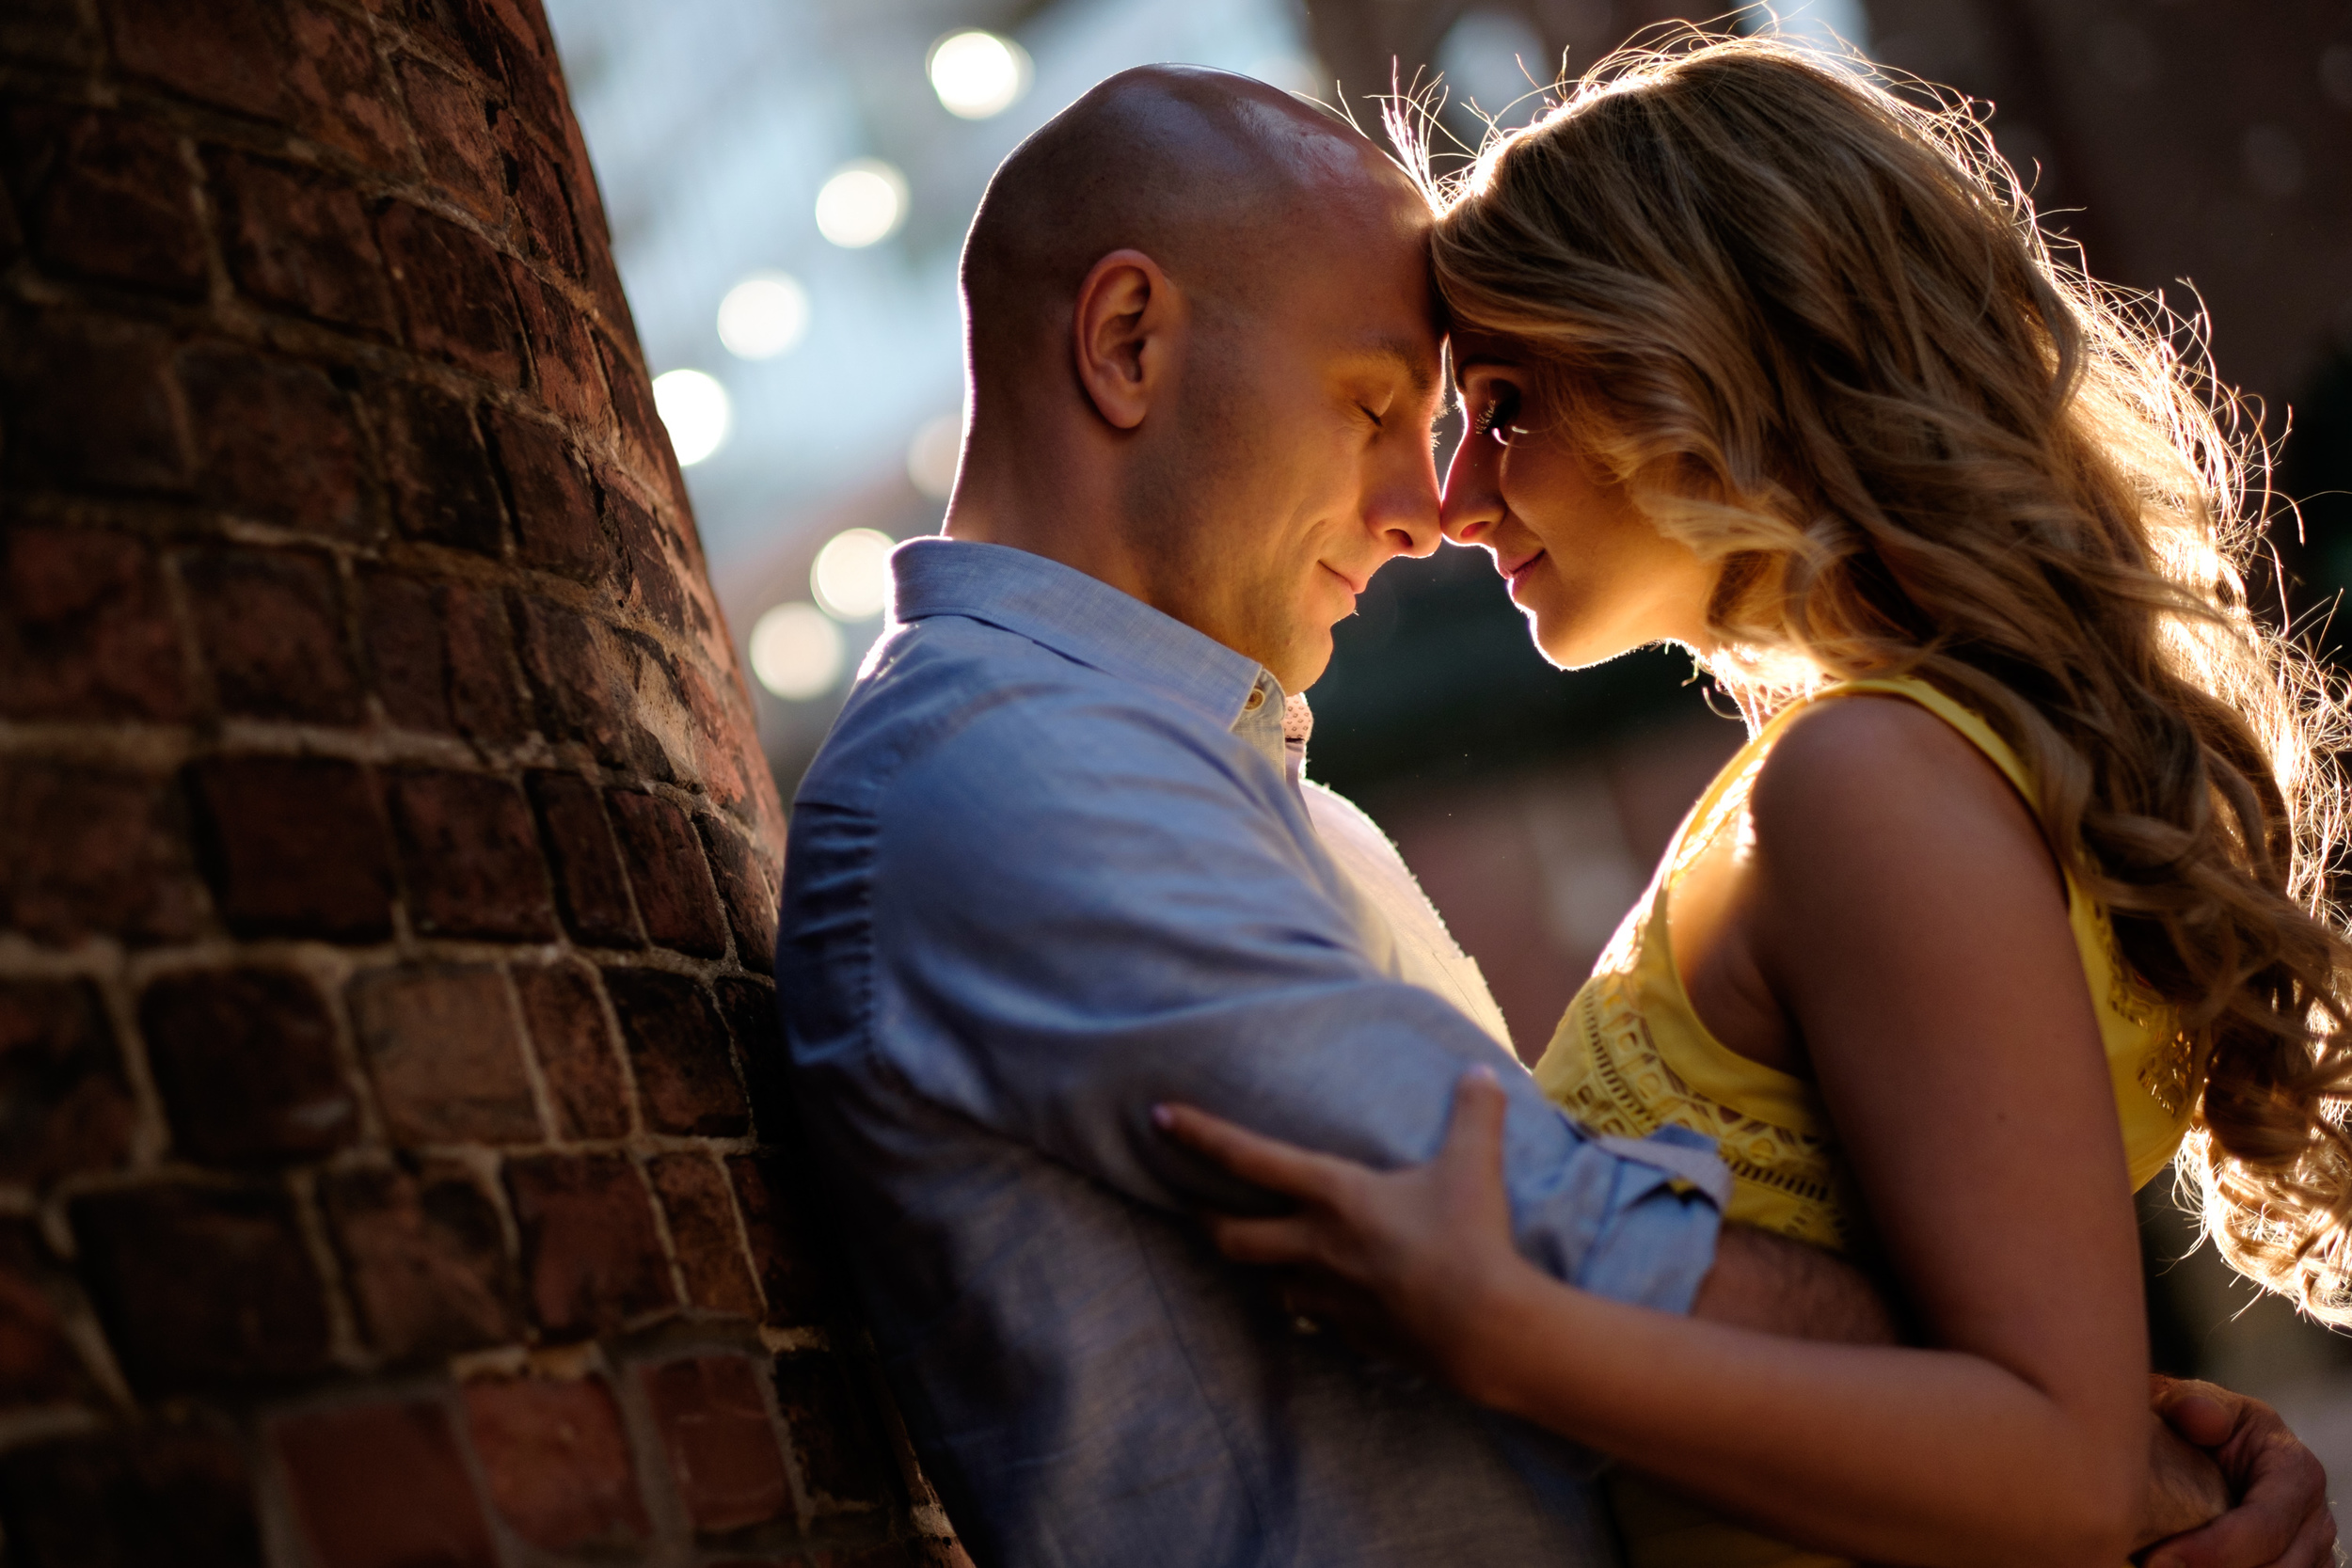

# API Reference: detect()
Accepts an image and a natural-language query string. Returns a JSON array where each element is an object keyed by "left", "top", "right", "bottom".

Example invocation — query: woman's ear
[{"left": 1072, "top": 248, "right": 1182, "bottom": 431}]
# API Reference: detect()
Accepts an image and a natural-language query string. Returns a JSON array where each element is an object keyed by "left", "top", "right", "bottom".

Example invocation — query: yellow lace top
[{"left": 1534, "top": 676, "right": 2198, "bottom": 1568}]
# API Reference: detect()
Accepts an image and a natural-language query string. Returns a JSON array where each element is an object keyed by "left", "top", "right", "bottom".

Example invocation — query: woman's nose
[{"left": 1439, "top": 430, "right": 1501, "bottom": 544}]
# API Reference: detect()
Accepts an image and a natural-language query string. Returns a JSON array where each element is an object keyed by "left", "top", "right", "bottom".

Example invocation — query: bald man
[{"left": 776, "top": 66, "right": 2313, "bottom": 1568}]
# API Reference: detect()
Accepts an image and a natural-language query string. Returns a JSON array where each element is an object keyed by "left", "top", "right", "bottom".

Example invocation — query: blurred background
[{"left": 541, "top": 0, "right": 2352, "bottom": 1506}]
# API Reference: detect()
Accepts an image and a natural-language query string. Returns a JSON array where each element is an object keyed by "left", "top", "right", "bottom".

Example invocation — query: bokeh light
[
  {"left": 815, "top": 160, "right": 909, "bottom": 248},
  {"left": 812, "top": 528, "right": 897, "bottom": 621},
  {"left": 929, "top": 30, "right": 1031, "bottom": 119},
  {"left": 749, "top": 602, "right": 845, "bottom": 700},
  {"left": 651, "top": 368, "right": 731, "bottom": 465},
  {"left": 717, "top": 272, "right": 810, "bottom": 359},
  {"left": 906, "top": 411, "right": 961, "bottom": 499}
]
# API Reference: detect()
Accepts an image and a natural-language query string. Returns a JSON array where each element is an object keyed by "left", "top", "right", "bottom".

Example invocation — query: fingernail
[{"left": 1151, "top": 1103, "right": 1174, "bottom": 1129}]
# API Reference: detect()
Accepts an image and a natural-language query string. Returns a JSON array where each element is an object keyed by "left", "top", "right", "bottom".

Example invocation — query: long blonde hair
[{"left": 1417, "top": 33, "right": 2352, "bottom": 1322}]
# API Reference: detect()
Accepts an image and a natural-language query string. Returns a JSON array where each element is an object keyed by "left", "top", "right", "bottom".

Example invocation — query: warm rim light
[
  {"left": 749, "top": 601, "right": 845, "bottom": 700},
  {"left": 928, "top": 30, "right": 1030, "bottom": 119},
  {"left": 811, "top": 528, "right": 897, "bottom": 622},
  {"left": 815, "top": 160, "right": 909, "bottom": 248},
  {"left": 650, "top": 369, "right": 730, "bottom": 466},
  {"left": 716, "top": 272, "right": 810, "bottom": 360}
]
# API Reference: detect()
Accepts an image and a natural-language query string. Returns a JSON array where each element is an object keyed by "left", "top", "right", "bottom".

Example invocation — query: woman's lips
[{"left": 1502, "top": 549, "right": 1547, "bottom": 595}]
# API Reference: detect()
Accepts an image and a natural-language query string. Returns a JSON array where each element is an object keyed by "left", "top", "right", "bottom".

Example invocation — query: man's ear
[{"left": 1072, "top": 248, "right": 1181, "bottom": 432}]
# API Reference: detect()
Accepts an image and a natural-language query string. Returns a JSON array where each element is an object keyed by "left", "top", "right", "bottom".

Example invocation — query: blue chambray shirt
[{"left": 778, "top": 538, "right": 1725, "bottom": 1568}]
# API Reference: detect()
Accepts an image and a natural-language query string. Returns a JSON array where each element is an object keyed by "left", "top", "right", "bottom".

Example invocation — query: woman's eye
[{"left": 1474, "top": 387, "right": 1523, "bottom": 446}]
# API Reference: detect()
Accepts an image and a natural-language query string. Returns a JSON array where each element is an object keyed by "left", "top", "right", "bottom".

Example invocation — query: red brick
[
  {"left": 602, "top": 969, "right": 747, "bottom": 1137},
  {"left": 504, "top": 258, "right": 603, "bottom": 423},
  {"left": 1, "top": 312, "right": 193, "bottom": 490},
  {"left": 462, "top": 1374, "right": 649, "bottom": 1549},
  {"left": 700, "top": 819, "right": 777, "bottom": 974},
  {"left": 501, "top": 119, "right": 582, "bottom": 277},
  {"left": 181, "top": 345, "right": 365, "bottom": 538},
  {"left": 511, "top": 958, "right": 631, "bottom": 1139},
  {"left": 72, "top": 1182, "right": 331, "bottom": 1394},
  {"left": 376, "top": 201, "right": 522, "bottom": 383},
  {"left": 0, "top": 1422, "right": 261, "bottom": 1568},
  {"left": 0, "top": 526, "right": 188, "bottom": 721},
  {"left": 714, "top": 975, "right": 787, "bottom": 1139},
  {"left": 207, "top": 150, "right": 397, "bottom": 336},
  {"left": 347, "top": 965, "right": 541, "bottom": 1146},
  {"left": 0, "top": 760, "right": 201, "bottom": 945},
  {"left": 642, "top": 1354, "right": 791, "bottom": 1535},
  {"left": 607, "top": 791, "right": 727, "bottom": 958},
  {"left": 396, "top": 53, "right": 502, "bottom": 221},
  {"left": 323, "top": 1163, "right": 520, "bottom": 1359},
  {"left": 284, "top": 4, "right": 406, "bottom": 169},
  {"left": 362, "top": 572, "right": 527, "bottom": 741},
  {"left": 728, "top": 1154, "right": 828, "bottom": 1326},
  {"left": 605, "top": 478, "right": 692, "bottom": 633},
  {"left": 105, "top": 0, "right": 291, "bottom": 117},
  {"left": 511, "top": 598, "right": 664, "bottom": 775},
  {"left": 386, "top": 769, "right": 557, "bottom": 939},
  {"left": 277, "top": 1401, "right": 497, "bottom": 1568},
  {"left": 187, "top": 754, "right": 394, "bottom": 940},
  {"left": 182, "top": 549, "right": 362, "bottom": 723},
  {"left": 485, "top": 407, "right": 604, "bottom": 580},
  {"left": 1, "top": 105, "right": 205, "bottom": 297},
  {"left": 503, "top": 1151, "right": 674, "bottom": 1338},
  {"left": 373, "top": 379, "right": 505, "bottom": 554},
  {"left": 771, "top": 1354, "right": 892, "bottom": 1513},
  {"left": 0, "top": 0, "right": 100, "bottom": 71},
  {"left": 141, "top": 969, "right": 358, "bottom": 1164},
  {"left": 599, "top": 330, "right": 674, "bottom": 483},
  {"left": 0, "top": 1217, "right": 91, "bottom": 1407},
  {"left": 526, "top": 772, "right": 640, "bottom": 948},
  {"left": 647, "top": 1152, "right": 759, "bottom": 1315}
]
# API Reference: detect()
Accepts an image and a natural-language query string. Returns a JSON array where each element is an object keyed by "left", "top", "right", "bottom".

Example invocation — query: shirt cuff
[{"left": 1572, "top": 1125, "right": 1727, "bottom": 1317}]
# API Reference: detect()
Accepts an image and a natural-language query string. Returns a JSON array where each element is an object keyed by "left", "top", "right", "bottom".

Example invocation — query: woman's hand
[{"left": 1153, "top": 1066, "right": 1538, "bottom": 1393}]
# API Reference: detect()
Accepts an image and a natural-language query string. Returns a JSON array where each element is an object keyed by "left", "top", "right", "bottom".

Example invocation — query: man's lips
[{"left": 1321, "top": 562, "right": 1370, "bottom": 596}]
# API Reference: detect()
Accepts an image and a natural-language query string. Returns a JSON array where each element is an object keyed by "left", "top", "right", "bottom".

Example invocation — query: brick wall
[{"left": 0, "top": 3, "right": 959, "bottom": 1564}]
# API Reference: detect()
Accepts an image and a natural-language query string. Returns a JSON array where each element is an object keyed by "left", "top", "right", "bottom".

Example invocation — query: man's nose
[
  {"left": 1370, "top": 438, "right": 1444, "bottom": 561},
  {"left": 1439, "top": 425, "right": 1500, "bottom": 546}
]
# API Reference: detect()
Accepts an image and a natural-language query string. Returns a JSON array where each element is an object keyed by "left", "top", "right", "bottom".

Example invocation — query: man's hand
[{"left": 2138, "top": 1375, "right": 2336, "bottom": 1568}]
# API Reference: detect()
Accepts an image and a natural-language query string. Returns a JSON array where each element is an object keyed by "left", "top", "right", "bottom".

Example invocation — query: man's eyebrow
[{"left": 1349, "top": 336, "right": 1441, "bottom": 403}]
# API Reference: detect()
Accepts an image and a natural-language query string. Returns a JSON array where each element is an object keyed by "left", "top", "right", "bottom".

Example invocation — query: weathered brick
[
  {"left": 602, "top": 969, "right": 747, "bottom": 1138},
  {"left": 604, "top": 476, "right": 691, "bottom": 633},
  {"left": 714, "top": 975, "right": 787, "bottom": 1139},
  {"left": 277, "top": 1401, "right": 497, "bottom": 1568},
  {"left": 0, "top": 1421, "right": 261, "bottom": 1568},
  {"left": 284, "top": 4, "right": 406, "bottom": 168},
  {"left": 511, "top": 958, "right": 631, "bottom": 1139},
  {"left": 648, "top": 1153, "right": 758, "bottom": 1315},
  {"left": 182, "top": 549, "right": 363, "bottom": 723},
  {"left": 323, "top": 1163, "right": 520, "bottom": 1359},
  {"left": 642, "top": 1354, "right": 791, "bottom": 1535},
  {"left": 361, "top": 573, "right": 527, "bottom": 741},
  {"left": 0, "top": 312, "right": 193, "bottom": 490},
  {"left": 376, "top": 201, "right": 522, "bottom": 383},
  {"left": 727, "top": 1154, "right": 827, "bottom": 1326},
  {"left": 701, "top": 820, "right": 777, "bottom": 974},
  {"left": 1, "top": 105, "right": 205, "bottom": 297},
  {"left": 386, "top": 769, "right": 557, "bottom": 939},
  {"left": 606, "top": 791, "right": 727, "bottom": 958},
  {"left": 526, "top": 772, "right": 639, "bottom": 948},
  {"left": 0, "top": 526, "right": 187, "bottom": 721},
  {"left": 105, "top": 0, "right": 291, "bottom": 117},
  {"left": 347, "top": 965, "right": 541, "bottom": 1146},
  {"left": 0, "top": 1217, "right": 90, "bottom": 1407},
  {"left": 598, "top": 329, "right": 678, "bottom": 495},
  {"left": 181, "top": 346, "right": 364, "bottom": 538},
  {"left": 373, "top": 379, "right": 505, "bottom": 554},
  {"left": 396, "top": 53, "right": 501, "bottom": 221},
  {"left": 0, "top": 0, "right": 99, "bottom": 71},
  {"left": 1, "top": 760, "right": 201, "bottom": 945},
  {"left": 504, "top": 258, "right": 603, "bottom": 423},
  {"left": 207, "top": 150, "right": 396, "bottom": 336},
  {"left": 485, "top": 407, "right": 603, "bottom": 581},
  {"left": 462, "top": 1374, "right": 650, "bottom": 1550},
  {"left": 772, "top": 1353, "right": 893, "bottom": 1513},
  {"left": 141, "top": 969, "right": 358, "bottom": 1165},
  {"left": 501, "top": 119, "right": 582, "bottom": 277},
  {"left": 72, "top": 1182, "right": 331, "bottom": 1394},
  {"left": 503, "top": 1151, "right": 673, "bottom": 1338},
  {"left": 186, "top": 754, "right": 394, "bottom": 941},
  {"left": 511, "top": 598, "right": 663, "bottom": 774}
]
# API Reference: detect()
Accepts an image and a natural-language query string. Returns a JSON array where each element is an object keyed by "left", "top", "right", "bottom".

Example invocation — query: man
[{"left": 777, "top": 65, "right": 2329, "bottom": 1567}]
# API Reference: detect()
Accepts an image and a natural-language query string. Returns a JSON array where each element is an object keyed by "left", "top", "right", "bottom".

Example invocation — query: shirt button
[{"left": 1243, "top": 688, "right": 1265, "bottom": 711}]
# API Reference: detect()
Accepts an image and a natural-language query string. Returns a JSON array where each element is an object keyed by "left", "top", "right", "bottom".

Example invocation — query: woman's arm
[{"left": 1160, "top": 697, "right": 2153, "bottom": 1566}]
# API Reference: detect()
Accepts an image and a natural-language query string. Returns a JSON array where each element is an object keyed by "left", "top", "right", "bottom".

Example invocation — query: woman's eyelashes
[{"left": 1472, "top": 384, "right": 1524, "bottom": 445}]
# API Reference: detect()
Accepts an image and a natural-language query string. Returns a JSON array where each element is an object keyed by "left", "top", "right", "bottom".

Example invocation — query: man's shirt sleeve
[{"left": 789, "top": 690, "right": 1723, "bottom": 1314}]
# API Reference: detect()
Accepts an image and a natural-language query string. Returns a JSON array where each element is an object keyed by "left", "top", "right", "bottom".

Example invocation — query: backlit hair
[{"left": 1411, "top": 33, "right": 2352, "bottom": 1323}]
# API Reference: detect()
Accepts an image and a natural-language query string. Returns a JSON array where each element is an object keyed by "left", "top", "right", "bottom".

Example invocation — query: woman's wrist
[{"left": 1434, "top": 1253, "right": 1566, "bottom": 1415}]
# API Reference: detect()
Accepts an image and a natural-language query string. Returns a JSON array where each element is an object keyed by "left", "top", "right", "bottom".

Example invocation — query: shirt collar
[{"left": 890, "top": 538, "right": 1291, "bottom": 765}]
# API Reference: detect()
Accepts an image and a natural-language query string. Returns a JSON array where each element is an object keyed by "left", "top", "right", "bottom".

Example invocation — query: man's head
[{"left": 949, "top": 66, "right": 1446, "bottom": 693}]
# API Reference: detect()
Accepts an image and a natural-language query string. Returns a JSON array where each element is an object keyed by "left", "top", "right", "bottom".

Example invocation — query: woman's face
[{"left": 1440, "top": 332, "right": 1717, "bottom": 670}]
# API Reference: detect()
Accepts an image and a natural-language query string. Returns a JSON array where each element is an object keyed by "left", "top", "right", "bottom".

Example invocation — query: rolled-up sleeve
[{"left": 839, "top": 689, "right": 1724, "bottom": 1315}]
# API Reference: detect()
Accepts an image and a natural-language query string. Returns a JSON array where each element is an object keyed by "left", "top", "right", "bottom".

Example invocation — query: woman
[{"left": 1159, "top": 35, "right": 2352, "bottom": 1568}]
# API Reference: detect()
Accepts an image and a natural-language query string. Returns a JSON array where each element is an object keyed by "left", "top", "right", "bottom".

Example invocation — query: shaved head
[{"left": 945, "top": 66, "right": 1447, "bottom": 693}]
